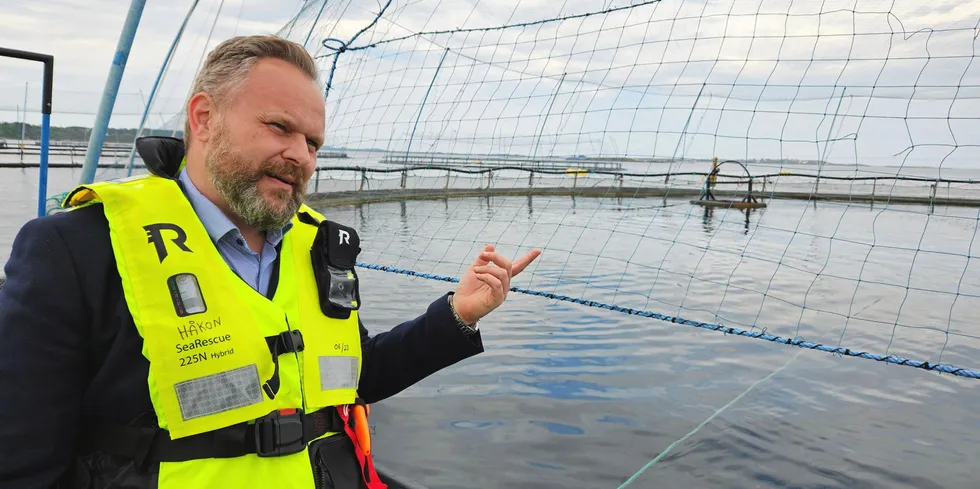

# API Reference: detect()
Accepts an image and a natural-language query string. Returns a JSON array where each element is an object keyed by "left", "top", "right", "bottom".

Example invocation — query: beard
[{"left": 204, "top": 127, "right": 307, "bottom": 231}]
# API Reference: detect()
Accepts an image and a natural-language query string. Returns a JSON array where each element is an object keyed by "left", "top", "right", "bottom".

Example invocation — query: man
[{"left": 0, "top": 35, "right": 540, "bottom": 489}]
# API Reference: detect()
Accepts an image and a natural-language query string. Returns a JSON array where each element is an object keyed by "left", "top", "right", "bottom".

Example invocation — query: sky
[{"left": 1, "top": 0, "right": 979, "bottom": 166}]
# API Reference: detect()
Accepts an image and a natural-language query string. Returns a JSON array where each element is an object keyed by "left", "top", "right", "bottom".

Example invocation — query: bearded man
[{"left": 0, "top": 35, "right": 539, "bottom": 489}]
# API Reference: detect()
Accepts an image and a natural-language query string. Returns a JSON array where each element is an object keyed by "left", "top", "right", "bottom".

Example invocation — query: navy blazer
[{"left": 0, "top": 141, "right": 484, "bottom": 488}]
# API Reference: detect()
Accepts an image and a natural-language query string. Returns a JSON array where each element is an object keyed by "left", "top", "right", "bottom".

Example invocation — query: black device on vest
[{"left": 311, "top": 220, "right": 361, "bottom": 319}]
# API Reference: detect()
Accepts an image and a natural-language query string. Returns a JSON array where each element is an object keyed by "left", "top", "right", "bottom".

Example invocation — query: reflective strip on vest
[{"left": 64, "top": 174, "right": 364, "bottom": 488}]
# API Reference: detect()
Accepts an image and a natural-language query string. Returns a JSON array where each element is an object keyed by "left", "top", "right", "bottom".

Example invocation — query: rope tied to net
[
  {"left": 320, "top": 0, "right": 392, "bottom": 99},
  {"left": 315, "top": 0, "right": 663, "bottom": 98},
  {"left": 326, "top": 0, "right": 664, "bottom": 54},
  {"left": 355, "top": 261, "right": 980, "bottom": 380}
]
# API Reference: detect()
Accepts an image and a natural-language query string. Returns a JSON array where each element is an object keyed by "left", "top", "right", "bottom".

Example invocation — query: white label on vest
[
  {"left": 174, "top": 364, "right": 263, "bottom": 420},
  {"left": 318, "top": 356, "right": 358, "bottom": 391}
]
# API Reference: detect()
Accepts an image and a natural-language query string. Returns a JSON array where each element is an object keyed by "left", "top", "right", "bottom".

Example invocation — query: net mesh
[
  {"left": 283, "top": 0, "right": 980, "bottom": 377},
  {"left": 14, "top": 0, "right": 976, "bottom": 378}
]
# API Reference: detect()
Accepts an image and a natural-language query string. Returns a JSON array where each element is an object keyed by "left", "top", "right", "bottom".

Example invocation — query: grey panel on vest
[
  {"left": 319, "top": 356, "right": 359, "bottom": 391},
  {"left": 174, "top": 364, "right": 263, "bottom": 420}
]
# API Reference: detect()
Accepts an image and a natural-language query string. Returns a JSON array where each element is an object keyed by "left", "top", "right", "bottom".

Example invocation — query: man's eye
[{"left": 269, "top": 122, "right": 286, "bottom": 131}]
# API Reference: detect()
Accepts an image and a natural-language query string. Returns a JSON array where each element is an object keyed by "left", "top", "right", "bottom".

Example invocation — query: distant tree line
[{"left": 0, "top": 122, "right": 181, "bottom": 143}]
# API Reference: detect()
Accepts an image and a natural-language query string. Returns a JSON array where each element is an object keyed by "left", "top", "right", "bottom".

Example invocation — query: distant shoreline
[
  {"left": 0, "top": 141, "right": 852, "bottom": 167},
  {"left": 0, "top": 123, "right": 967, "bottom": 170}
]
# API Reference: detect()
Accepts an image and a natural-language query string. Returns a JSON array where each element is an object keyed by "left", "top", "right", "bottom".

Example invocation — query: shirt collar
[{"left": 177, "top": 167, "right": 292, "bottom": 246}]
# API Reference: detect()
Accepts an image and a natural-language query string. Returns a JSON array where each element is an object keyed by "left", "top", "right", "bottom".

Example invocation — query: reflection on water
[
  {"left": 699, "top": 206, "right": 758, "bottom": 235},
  {"left": 333, "top": 194, "right": 980, "bottom": 489}
]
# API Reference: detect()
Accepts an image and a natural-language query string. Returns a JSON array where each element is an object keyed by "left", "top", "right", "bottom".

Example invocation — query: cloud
[
  {"left": 314, "top": 0, "right": 980, "bottom": 165},
  {"left": 0, "top": 0, "right": 296, "bottom": 128},
  {"left": 1, "top": 0, "right": 977, "bottom": 166}
]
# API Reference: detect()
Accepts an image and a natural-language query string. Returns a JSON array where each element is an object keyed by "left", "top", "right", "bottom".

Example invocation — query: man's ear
[{"left": 187, "top": 92, "right": 215, "bottom": 143}]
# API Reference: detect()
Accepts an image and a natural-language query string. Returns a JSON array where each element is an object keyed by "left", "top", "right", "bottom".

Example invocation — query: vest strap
[
  {"left": 83, "top": 407, "right": 345, "bottom": 469},
  {"left": 336, "top": 405, "right": 388, "bottom": 489},
  {"left": 261, "top": 328, "right": 306, "bottom": 399},
  {"left": 266, "top": 329, "right": 305, "bottom": 355}
]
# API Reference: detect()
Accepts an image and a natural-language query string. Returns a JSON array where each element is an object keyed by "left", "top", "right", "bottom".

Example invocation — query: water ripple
[{"left": 4, "top": 178, "right": 976, "bottom": 489}]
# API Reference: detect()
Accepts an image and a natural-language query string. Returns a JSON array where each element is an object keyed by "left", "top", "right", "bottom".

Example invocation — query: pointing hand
[{"left": 451, "top": 244, "right": 541, "bottom": 325}]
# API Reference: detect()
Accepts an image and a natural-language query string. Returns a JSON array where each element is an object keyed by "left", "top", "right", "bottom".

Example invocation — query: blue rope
[
  {"left": 320, "top": 0, "right": 392, "bottom": 100},
  {"left": 316, "top": 1, "right": 659, "bottom": 98},
  {"left": 325, "top": 0, "right": 663, "bottom": 54},
  {"left": 355, "top": 261, "right": 980, "bottom": 380}
]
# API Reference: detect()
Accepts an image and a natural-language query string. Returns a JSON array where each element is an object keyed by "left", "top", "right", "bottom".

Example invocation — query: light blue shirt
[{"left": 178, "top": 169, "right": 292, "bottom": 297}]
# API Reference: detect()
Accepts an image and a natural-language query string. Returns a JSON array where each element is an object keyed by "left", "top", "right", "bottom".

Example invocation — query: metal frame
[
  {"left": 693, "top": 159, "right": 767, "bottom": 209},
  {"left": 0, "top": 47, "right": 53, "bottom": 217}
]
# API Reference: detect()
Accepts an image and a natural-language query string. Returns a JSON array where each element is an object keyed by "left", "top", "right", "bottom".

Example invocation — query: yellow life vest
[{"left": 62, "top": 173, "right": 367, "bottom": 489}]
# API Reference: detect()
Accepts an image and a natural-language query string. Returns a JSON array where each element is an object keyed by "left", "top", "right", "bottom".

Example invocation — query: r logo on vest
[
  {"left": 312, "top": 220, "right": 362, "bottom": 319},
  {"left": 144, "top": 223, "right": 192, "bottom": 262}
]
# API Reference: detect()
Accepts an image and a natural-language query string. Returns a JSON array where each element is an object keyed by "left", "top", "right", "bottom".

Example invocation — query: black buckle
[
  {"left": 254, "top": 409, "right": 306, "bottom": 457},
  {"left": 282, "top": 330, "right": 304, "bottom": 352}
]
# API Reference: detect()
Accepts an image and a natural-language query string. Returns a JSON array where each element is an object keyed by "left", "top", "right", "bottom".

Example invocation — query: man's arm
[
  {"left": 0, "top": 217, "right": 90, "bottom": 489},
  {"left": 357, "top": 293, "right": 483, "bottom": 404}
]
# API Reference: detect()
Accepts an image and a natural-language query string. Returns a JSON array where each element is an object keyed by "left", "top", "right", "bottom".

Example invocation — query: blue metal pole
[
  {"left": 38, "top": 55, "right": 54, "bottom": 218},
  {"left": 79, "top": 0, "right": 146, "bottom": 185},
  {"left": 126, "top": 0, "right": 200, "bottom": 176},
  {"left": 38, "top": 113, "right": 50, "bottom": 217}
]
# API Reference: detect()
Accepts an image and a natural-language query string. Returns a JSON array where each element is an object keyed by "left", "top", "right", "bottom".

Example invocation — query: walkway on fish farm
[{"left": 306, "top": 166, "right": 980, "bottom": 208}]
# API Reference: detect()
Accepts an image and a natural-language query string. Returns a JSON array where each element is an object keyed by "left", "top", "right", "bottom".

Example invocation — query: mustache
[{"left": 253, "top": 160, "right": 306, "bottom": 188}]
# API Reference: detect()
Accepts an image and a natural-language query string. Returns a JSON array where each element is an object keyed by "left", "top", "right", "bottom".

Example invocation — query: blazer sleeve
[
  {"left": 0, "top": 217, "right": 91, "bottom": 489},
  {"left": 357, "top": 293, "right": 484, "bottom": 404}
]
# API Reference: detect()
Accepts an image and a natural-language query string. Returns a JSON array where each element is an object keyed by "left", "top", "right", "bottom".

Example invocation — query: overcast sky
[{"left": 1, "top": 0, "right": 978, "bottom": 165}]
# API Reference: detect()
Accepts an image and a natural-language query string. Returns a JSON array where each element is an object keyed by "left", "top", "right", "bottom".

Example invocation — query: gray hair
[{"left": 183, "top": 35, "right": 320, "bottom": 147}]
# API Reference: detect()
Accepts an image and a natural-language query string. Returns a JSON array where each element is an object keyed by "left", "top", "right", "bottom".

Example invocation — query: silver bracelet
[{"left": 448, "top": 293, "right": 479, "bottom": 333}]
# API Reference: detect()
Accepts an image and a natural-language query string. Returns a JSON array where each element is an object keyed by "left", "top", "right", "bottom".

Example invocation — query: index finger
[
  {"left": 480, "top": 251, "right": 513, "bottom": 274},
  {"left": 511, "top": 249, "right": 541, "bottom": 276}
]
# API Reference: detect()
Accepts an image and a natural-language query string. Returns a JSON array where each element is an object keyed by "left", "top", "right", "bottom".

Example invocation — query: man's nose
[{"left": 282, "top": 132, "right": 313, "bottom": 167}]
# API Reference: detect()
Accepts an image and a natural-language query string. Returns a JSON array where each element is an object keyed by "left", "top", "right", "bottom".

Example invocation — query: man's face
[{"left": 204, "top": 57, "right": 325, "bottom": 231}]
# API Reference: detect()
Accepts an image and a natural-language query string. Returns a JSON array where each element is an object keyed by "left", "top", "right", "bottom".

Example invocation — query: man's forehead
[{"left": 238, "top": 58, "right": 325, "bottom": 130}]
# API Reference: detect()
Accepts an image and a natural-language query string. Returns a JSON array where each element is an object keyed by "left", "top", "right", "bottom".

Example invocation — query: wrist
[{"left": 448, "top": 293, "right": 479, "bottom": 332}]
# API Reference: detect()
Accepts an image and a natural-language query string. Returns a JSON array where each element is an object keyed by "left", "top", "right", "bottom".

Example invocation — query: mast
[
  {"left": 79, "top": 0, "right": 147, "bottom": 185},
  {"left": 126, "top": 0, "right": 202, "bottom": 176}
]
